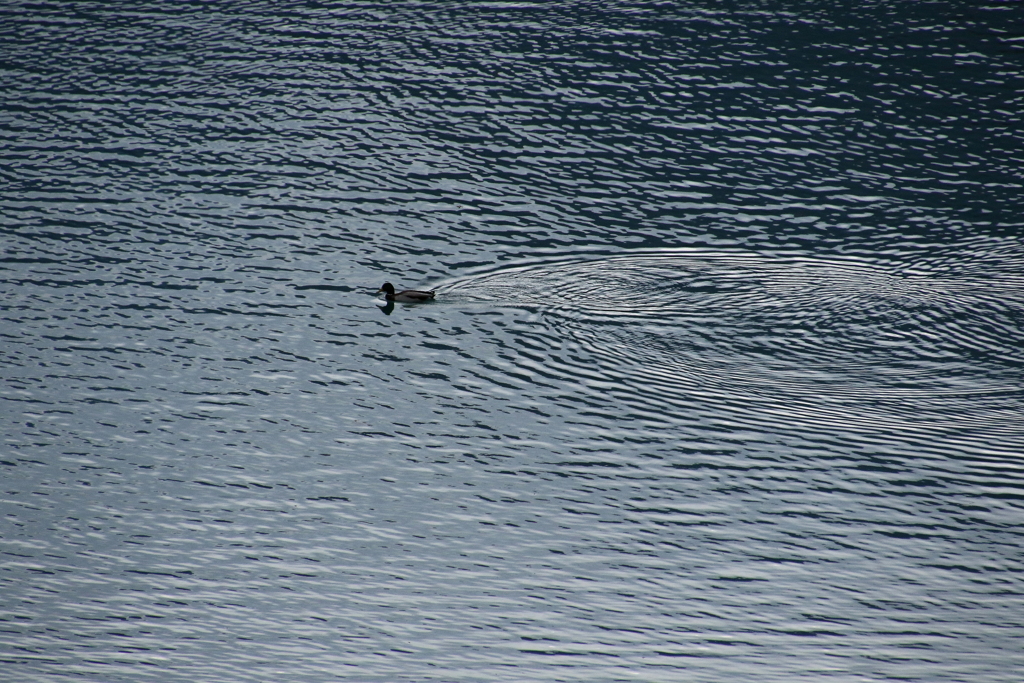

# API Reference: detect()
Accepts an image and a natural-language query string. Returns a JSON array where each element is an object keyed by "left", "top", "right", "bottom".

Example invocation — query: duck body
[{"left": 377, "top": 282, "right": 435, "bottom": 303}]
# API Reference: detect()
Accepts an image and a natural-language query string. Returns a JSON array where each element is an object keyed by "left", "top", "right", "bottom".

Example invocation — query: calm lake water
[{"left": 3, "top": 1, "right": 1024, "bottom": 681}]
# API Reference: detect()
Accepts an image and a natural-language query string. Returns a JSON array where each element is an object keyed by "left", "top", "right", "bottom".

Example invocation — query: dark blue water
[{"left": 3, "top": 1, "right": 1024, "bottom": 681}]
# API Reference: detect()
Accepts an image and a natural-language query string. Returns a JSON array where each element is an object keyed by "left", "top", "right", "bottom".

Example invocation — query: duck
[{"left": 376, "top": 282, "right": 436, "bottom": 303}]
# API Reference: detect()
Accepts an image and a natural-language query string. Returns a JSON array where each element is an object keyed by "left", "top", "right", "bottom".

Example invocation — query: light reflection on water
[
  {"left": 438, "top": 249, "right": 1024, "bottom": 455},
  {"left": 3, "top": 0, "right": 1024, "bottom": 681}
]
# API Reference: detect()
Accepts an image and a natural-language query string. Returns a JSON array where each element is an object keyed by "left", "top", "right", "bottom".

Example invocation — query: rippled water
[
  {"left": 440, "top": 248, "right": 1024, "bottom": 455},
  {"left": 3, "top": 1, "right": 1024, "bottom": 681}
]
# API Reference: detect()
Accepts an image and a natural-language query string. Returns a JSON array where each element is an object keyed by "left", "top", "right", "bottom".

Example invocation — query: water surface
[{"left": 2, "top": 1, "right": 1024, "bottom": 681}]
